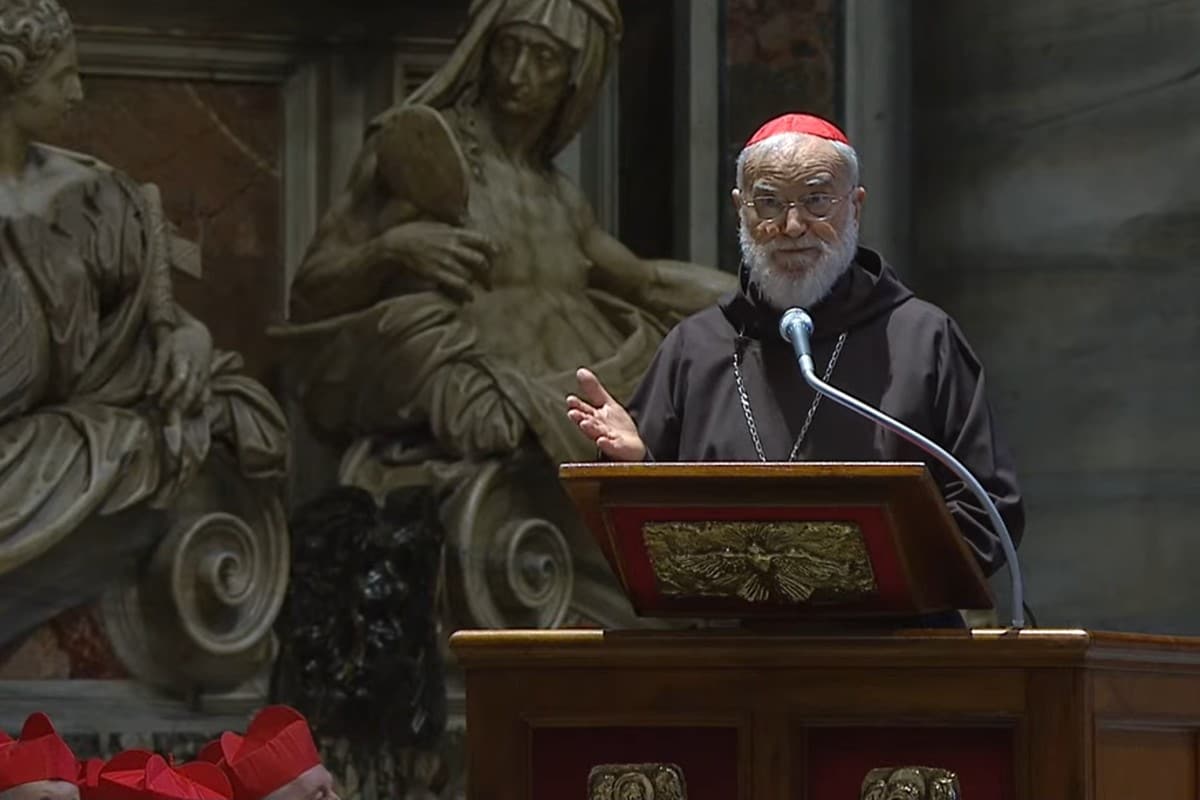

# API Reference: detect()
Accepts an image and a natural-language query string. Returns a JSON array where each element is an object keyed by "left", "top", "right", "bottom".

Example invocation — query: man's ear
[
  {"left": 731, "top": 187, "right": 742, "bottom": 214},
  {"left": 852, "top": 186, "right": 867, "bottom": 222}
]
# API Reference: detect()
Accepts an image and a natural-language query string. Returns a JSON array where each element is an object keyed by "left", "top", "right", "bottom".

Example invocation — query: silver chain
[{"left": 733, "top": 331, "right": 848, "bottom": 461}]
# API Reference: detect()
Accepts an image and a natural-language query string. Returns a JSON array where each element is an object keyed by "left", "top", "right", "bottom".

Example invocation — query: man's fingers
[
  {"left": 575, "top": 368, "right": 614, "bottom": 408},
  {"left": 578, "top": 418, "right": 610, "bottom": 441},
  {"left": 566, "top": 395, "right": 597, "bottom": 415}
]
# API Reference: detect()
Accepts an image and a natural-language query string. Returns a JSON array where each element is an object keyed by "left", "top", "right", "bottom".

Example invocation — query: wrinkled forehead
[{"left": 741, "top": 133, "right": 853, "bottom": 191}]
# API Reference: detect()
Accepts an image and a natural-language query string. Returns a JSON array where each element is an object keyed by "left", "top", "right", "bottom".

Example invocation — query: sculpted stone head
[
  {"left": 0, "top": 0, "right": 81, "bottom": 138},
  {"left": 484, "top": 22, "right": 572, "bottom": 121}
]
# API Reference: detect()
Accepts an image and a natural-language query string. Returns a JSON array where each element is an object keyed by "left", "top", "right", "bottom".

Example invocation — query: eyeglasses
[{"left": 741, "top": 189, "right": 852, "bottom": 223}]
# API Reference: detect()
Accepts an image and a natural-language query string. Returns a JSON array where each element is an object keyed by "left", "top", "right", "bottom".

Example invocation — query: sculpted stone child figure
[
  {"left": 277, "top": 0, "right": 734, "bottom": 469},
  {"left": 0, "top": 0, "right": 290, "bottom": 687}
]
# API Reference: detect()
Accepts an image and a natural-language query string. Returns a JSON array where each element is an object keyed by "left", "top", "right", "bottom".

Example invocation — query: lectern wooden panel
[{"left": 452, "top": 629, "right": 1200, "bottom": 800}]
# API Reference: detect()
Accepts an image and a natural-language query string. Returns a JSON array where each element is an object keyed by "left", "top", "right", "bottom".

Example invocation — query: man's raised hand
[{"left": 566, "top": 368, "right": 646, "bottom": 462}]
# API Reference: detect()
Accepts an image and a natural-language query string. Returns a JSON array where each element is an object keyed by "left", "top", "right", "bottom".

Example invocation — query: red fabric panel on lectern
[
  {"left": 805, "top": 726, "right": 1014, "bottom": 800},
  {"left": 530, "top": 726, "right": 738, "bottom": 800},
  {"left": 607, "top": 505, "right": 912, "bottom": 614}
]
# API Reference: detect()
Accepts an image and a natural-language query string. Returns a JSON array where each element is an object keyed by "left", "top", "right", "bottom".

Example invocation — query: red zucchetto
[
  {"left": 206, "top": 707, "right": 321, "bottom": 800},
  {"left": 745, "top": 113, "right": 850, "bottom": 147},
  {"left": 0, "top": 713, "right": 78, "bottom": 792}
]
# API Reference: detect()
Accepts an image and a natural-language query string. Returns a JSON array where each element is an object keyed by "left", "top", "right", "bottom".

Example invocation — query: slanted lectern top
[{"left": 558, "top": 461, "right": 993, "bottom": 620}]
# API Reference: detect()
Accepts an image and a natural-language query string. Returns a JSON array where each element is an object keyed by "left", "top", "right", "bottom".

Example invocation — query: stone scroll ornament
[
  {"left": 588, "top": 764, "right": 686, "bottom": 800},
  {"left": 860, "top": 766, "right": 962, "bottom": 800}
]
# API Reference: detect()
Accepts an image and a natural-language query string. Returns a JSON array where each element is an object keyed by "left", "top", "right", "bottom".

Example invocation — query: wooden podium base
[{"left": 452, "top": 628, "right": 1200, "bottom": 800}]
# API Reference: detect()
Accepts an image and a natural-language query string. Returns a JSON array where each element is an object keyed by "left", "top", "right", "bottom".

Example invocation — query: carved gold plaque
[
  {"left": 861, "top": 766, "right": 961, "bottom": 800},
  {"left": 588, "top": 764, "right": 686, "bottom": 800},
  {"left": 642, "top": 521, "right": 876, "bottom": 603}
]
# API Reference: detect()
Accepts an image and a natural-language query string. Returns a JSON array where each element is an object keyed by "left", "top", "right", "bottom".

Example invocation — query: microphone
[
  {"left": 778, "top": 308, "right": 815, "bottom": 371},
  {"left": 779, "top": 307, "right": 1027, "bottom": 629}
]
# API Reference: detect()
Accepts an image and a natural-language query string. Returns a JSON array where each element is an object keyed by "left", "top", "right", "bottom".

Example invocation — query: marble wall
[
  {"left": 911, "top": 0, "right": 1200, "bottom": 632},
  {"left": 54, "top": 78, "right": 284, "bottom": 386}
]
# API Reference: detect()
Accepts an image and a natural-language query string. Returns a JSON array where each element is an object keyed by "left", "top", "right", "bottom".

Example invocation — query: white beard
[{"left": 739, "top": 214, "right": 859, "bottom": 312}]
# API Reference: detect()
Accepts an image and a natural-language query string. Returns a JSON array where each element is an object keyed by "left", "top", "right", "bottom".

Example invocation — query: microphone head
[{"left": 778, "top": 307, "right": 814, "bottom": 342}]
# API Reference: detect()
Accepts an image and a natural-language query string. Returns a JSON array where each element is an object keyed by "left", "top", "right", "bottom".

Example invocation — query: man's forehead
[
  {"left": 751, "top": 173, "right": 834, "bottom": 191},
  {"left": 743, "top": 136, "right": 850, "bottom": 187}
]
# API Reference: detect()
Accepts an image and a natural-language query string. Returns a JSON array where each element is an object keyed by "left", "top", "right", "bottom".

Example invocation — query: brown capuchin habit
[{"left": 627, "top": 246, "right": 1025, "bottom": 577}]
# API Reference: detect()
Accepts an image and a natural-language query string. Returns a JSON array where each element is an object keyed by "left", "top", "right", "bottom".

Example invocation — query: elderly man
[
  {"left": 567, "top": 113, "right": 1024, "bottom": 577},
  {"left": 198, "top": 706, "right": 338, "bottom": 800},
  {"left": 0, "top": 714, "right": 79, "bottom": 800}
]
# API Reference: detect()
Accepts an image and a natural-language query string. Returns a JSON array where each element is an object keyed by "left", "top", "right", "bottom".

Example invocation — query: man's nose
[{"left": 782, "top": 206, "right": 808, "bottom": 237}]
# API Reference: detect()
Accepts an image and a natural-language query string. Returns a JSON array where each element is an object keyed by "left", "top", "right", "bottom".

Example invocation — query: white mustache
[{"left": 765, "top": 238, "right": 828, "bottom": 255}]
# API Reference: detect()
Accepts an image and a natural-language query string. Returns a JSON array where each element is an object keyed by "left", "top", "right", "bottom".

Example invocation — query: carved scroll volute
[
  {"left": 444, "top": 460, "right": 574, "bottom": 630},
  {"left": 588, "top": 764, "right": 686, "bottom": 800},
  {"left": 861, "top": 766, "right": 962, "bottom": 800},
  {"left": 101, "top": 456, "right": 289, "bottom": 696}
]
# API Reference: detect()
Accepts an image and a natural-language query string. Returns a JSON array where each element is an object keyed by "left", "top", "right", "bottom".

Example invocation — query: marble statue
[
  {"left": 0, "top": 0, "right": 290, "bottom": 695},
  {"left": 271, "top": 0, "right": 735, "bottom": 631}
]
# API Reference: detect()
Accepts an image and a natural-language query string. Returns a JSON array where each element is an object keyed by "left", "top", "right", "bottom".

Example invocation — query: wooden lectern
[{"left": 451, "top": 464, "right": 1200, "bottom": 799}]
